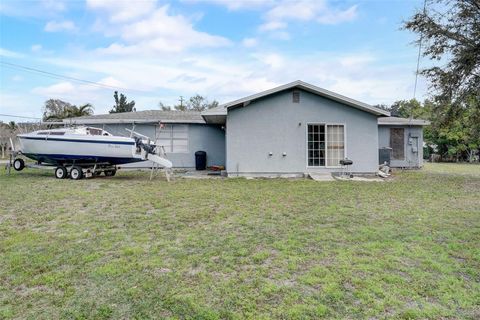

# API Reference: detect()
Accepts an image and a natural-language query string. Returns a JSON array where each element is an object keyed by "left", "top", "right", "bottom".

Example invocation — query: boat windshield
[
  {"left": 87, "top": 128, "right": 103, "bottom": 135},
  {"left": 85, "top": 127, "right": 112, "bottom": 136}
]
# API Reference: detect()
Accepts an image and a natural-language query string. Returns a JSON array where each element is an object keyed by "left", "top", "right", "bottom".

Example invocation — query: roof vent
[{"left": 292, "top": 90, "right": 300, "bottom": 103}]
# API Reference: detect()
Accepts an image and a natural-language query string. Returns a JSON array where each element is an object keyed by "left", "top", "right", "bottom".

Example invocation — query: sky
[{"left": 0, "top": 0, "right": 428, "bottom": 122}]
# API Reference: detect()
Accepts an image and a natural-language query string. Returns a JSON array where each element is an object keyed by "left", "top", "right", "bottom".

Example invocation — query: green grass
[{"left": 0, "top": 164, "right": 479, "bottom": 319}]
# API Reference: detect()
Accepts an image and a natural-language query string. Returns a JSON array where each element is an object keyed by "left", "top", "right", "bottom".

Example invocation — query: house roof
[
  {"left": 202, "top": 80, "right": 390, "bottom": 122},
  {"left": 63, "top": 110, "right": 205, "bottom": 124},
  {"left": 378, "top": 116, "right": 430, "bottom": 126}
]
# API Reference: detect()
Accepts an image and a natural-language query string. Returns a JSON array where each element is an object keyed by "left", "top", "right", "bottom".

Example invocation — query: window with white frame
[
  {"left": 156, "top": 124, "right": 189, "bottom": 153},
  {"left": 307, "top": 124, "right": 345, "bottom": 167},
  {"left": 307, "top": 124, "right": 325, "bottom": 166}
]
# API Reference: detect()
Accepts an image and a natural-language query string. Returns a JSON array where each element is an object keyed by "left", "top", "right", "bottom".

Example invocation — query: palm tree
[
  {"left": 7, "top": 121, "right": 17, "bottom": 133},
  {"left": 66, "top": 104, "right": 94, "bottom": 118}
]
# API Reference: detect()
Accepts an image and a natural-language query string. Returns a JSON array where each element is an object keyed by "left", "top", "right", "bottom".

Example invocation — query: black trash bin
[{"left": 195, "top": 151, "right": 207, "bottom": 170}]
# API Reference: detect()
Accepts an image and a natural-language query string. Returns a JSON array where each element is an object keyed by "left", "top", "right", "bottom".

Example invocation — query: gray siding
[
  {"left": 226, "top": 89, "right": 379, "bottom": 175},
  {"left": 85, "top": 123, "right": 225, "bottom": 168},
  {"left": 378, "top": 125, "right": 424, "bottom": 168}
]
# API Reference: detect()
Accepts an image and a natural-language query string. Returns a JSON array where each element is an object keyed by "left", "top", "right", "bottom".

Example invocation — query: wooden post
[{"left": 8, "top": 153, "right": 12, "bottom": 175}]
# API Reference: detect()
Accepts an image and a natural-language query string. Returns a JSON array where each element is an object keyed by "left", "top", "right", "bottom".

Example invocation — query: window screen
[
  {"left": 156, "top": 124, "right": 189, "bottom": 153},
  {"left": 390, "top": 128, "right": 404, "bottom": 160},
  {"left": 292, "top": 90, "right": 300, "bottom": 103}
]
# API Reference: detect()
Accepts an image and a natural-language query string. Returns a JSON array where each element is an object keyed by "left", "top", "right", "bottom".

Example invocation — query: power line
[
  {"left": 0, "top": 113, "right": 41, "bottom": 120},
  {"left": 0, "top": 61, "right": 146, "bottom": 93},
  {"left": 413, "top": 0, "right": 427, "bottom": 100}
]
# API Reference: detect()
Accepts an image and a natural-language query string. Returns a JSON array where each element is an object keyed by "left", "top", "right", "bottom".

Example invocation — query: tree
[
  {"left": 42, "top": 99, "right": 94, "bottom": 121},
  {"left": 389, "top": 99, "right": 431, "bottom": 119},
  {"left": 159, "top": 102, "right": 171, "bottom": 111},
  {"left": 158, "top": 95, "right": 219, "bottom": 112},
  {"left": 429, "top": 97, "right": 480, "bottom": 161},
  {"left": 110, "top": 91, "right": 135, "bottom": 113},
  {"left": 43, "top": 99, "right": 72, "bottom": 121},
  {"left": 404, "top": 0, "right": 480, "bottom": 104},
  {"left": 67, "top": 104, "right": 94, "bottom": 118},
  {"left": 404, "top": 0, "right": 480, "bottom": 162},
  {"left": 0, "top": 121, "right": 18, "bottom": 158},
  {"left": 7, "top": 121, "right": 17, "bottom": 133},
  {"left": 186, "top": 94, "right": 219, "bottom": 111}
]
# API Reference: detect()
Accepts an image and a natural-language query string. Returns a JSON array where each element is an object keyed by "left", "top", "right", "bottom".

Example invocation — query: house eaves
[
  {"left": 378, "top": 116, "right": 430, "bottom": 126},
  {"left": 64, "top": 110, "right": 206, "bottom": 125}
]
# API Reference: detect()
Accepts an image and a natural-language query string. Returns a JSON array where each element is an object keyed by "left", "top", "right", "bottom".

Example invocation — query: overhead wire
[
  {"left": 413, "top": 0, "right": 428, "bottom": 100},
  {"left": 0, "top": 61, "right": 146, "bottom": 93}
]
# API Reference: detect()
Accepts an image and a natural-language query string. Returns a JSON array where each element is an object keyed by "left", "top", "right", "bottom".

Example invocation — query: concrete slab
[
  {"left": 333, "top": 175, "right": 385, "bottom": 182},
  {"left": 308, "top": 173, "right": 335, "bottom": 181},
  {"left": 179, "top": 170, "right": 223, "bottom": 179}
]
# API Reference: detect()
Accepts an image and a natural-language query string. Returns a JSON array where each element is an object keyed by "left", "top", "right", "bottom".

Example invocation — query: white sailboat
[{"left": 12, "top": 126, "right": 172, "bottom": 180}]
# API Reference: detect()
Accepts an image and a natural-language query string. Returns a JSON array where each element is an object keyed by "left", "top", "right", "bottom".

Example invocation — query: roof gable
[{"left": 210, "top": 80, "right": 390, "bottom": 117}]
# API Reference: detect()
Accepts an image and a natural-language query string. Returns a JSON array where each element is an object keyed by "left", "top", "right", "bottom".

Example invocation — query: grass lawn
[{"left": 0, "top": 163, "right": 479, "bottom": 319}]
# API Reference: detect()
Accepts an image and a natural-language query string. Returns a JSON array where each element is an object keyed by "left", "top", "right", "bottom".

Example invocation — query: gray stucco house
[{"left": 67, "top": 81, "right": 429, "bottom": 176}]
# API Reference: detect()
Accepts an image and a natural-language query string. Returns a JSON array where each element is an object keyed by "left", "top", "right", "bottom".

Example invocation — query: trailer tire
[
  {"left": 13, "top": 158, "right": 25, "bottom": 171},
  {"left": 104, "top": 170, "right": 116, "bottom": 177},
  {"left": 70, "top": 166, "right": 83, "bottom": 180},
  {"left": 55, "top": 166, "right": 68, "bottom": 179}
]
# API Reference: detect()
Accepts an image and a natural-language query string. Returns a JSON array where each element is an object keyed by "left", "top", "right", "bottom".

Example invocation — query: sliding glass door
[
  {"left": 307, "top": 124, "right": 345, "bottom": 167},
  {"left": 307, "top": 124, "right": 325, "bottom": 166}
]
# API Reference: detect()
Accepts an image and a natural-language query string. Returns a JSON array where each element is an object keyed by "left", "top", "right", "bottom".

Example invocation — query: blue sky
[{"left": 0, "top": 0, "right": 427, "bottom": 122}]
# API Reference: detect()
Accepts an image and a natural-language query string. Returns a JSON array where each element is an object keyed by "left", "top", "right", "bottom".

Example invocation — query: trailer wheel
[
  {"left": 70, "top": 166, "right": 83, "bottom": 180},
  {"left": 13, "top": 158, "right": 25, "bottom": 171},
  {"left": 104, "top": 170, "right": 116, "bottom": 177},
  {"left": 55, "top": 166, "right": 67, "bottom": 179}
]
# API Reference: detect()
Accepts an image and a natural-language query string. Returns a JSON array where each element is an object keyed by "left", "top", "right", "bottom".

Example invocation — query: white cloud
[
  {"left": 91, "top": 4, "right": 231, "bottom": 54},
  {"left": 0, "top": 47, "right": 24, "bottom": 58},
  {"left": 0, "top": 0, "right": 66, "bottom": 17},
  {"left": 259, "top": 0, "right": 358, "bottom": 34},
  {"left": 317, "top": 5, "right": 358, "bottom": 25},
  {"left": 11, "top": 46, "right": 426, "bottom": 120},
  {"left": 253, "top": 52, "right": 285, "bottom": 69},
  {"left": 31, "top": 44, "right": 42, "bottom": 52},
  {"left": 97, "top": 76, "right": 127, "bottom": 88},
  {"left": 32, "top": 81, "right": 77, "bottom": 97},
  {"left": 0, "top": 0, "right": 429, "bottom": 122},
  {"left": 0, "top": 92, "right": 44, "bottom": 120},
  {"left": 258, "top": 21, "right": 287, "bottom": 31},
  {"left": 184, "top": 0, "right": 274, "bottom": 11},
  {"left": 86, "top": 0, "right": 157, "bottom": 22},
  {"left": 41, "top": 0, "right": 66, "bottom": 12},
  {"left": 266, "top": 0, "right": 319, "bottom": 21},
  {"left": 242, "top": 37, "right": 258, "bottom": 47},
  {"left": 44, "top": 20, "right": 76, "bottom": 32},
  {"left": 269, "top": 31, "right": 290, "bottom": 40}
]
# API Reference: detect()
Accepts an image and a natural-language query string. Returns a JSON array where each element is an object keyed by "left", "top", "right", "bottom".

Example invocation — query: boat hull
[{"left": 18, "top": 135, "right": 142, "bottom": 165}]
